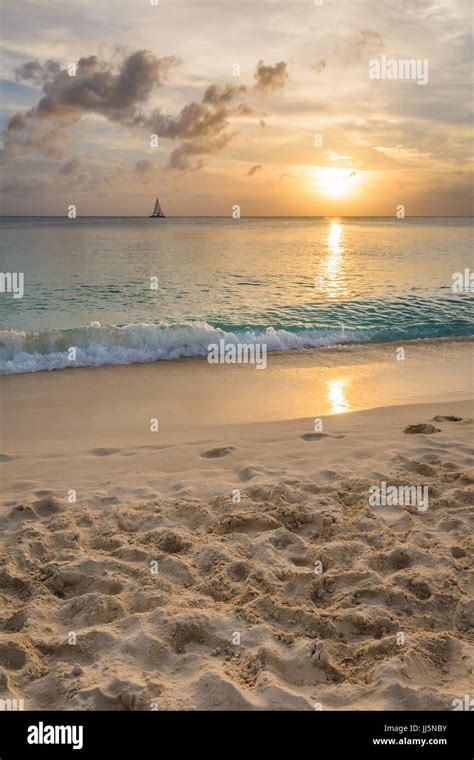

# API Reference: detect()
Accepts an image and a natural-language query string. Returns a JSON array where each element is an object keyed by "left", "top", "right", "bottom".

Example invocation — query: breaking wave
[{"left": 0, "top": 318, "right": 473, "bottom": 374}]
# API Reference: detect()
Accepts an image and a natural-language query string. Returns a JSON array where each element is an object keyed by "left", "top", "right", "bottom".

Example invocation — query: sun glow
[{"left": 312, "top": 167, "right": 360, "bottom": 197}]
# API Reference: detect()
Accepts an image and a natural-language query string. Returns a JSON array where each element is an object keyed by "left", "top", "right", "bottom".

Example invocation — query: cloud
[
  {"left": 235, "top": 103, "right": 254, "bottom": 116},
  {"left": 4, "top": 50, "right": 252, "bottom": 171},
  {"left": 203, "top": 83, "right": 246, "bottom": 104},
  {"left": 254, "top": 60, "right": 288, "bottom": 93},
  {"left": 1, "top": 154, "right": 124, "bottom": 197},
  {"left": 326, "top": 150, "right": 351, "bottom": 161},
  {"left": 134, "top": 158, "right": 159, "bottom": 183},
  {"left": 168, "top": 143, "right": 204, "bottom": 171},
  {"left": 4, "top": 109, "right": 76, "bottom": 158},
  {"left": 374, "top": 145, "right": 433, "bottom": 162},
  {"left": 138, "top": 100, "right": 239, "bottom": 170},
  {"left": 344, "top": 30, "right": 384, "bottom": 63},
  {"left": 247, "top": 164, "right": 262, "bottom": 176},
  {"left": 134, "top": 81, "right": 249, "bottom": 170},
  {"left": 0, "top": 175, "right": 50, "bottom": 196},
  {"left": 37, "top": 51, "right": 179, "bottom": 119},
  {"left": 4, "top": 50, "right": 180, "bottom": 158},
  {"left": 58, "top": 156, "right": 81, "bottom": 175},
  {"left": 311, "top": 59, "right": 327, "bottom": 73},
  {"left": 139, "top": 101, "right": 231, "bottom": 140},
  {"left": 15, "top": 59, "right": 61, "bottom": 85},
  {"left": 168, "top": 133, "right": 232, "bottom": 171}
]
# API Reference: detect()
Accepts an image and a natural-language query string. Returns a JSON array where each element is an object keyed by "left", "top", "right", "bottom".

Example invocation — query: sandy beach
[
  {"left": 0, "top": 341, "right": 472, "bottom": 710},
  {"left": 1, "top": 0, "right": 473, "bottom": 742}
]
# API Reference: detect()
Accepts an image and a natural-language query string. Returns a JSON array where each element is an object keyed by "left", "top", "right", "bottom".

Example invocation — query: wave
[{"left": 0, "top": 319, "right": 473, "bottom": 374}]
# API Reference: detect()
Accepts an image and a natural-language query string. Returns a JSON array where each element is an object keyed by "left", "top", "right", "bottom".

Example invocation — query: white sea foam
[{"left": 0, "top": 321, "right": 367, "bottom": 374}]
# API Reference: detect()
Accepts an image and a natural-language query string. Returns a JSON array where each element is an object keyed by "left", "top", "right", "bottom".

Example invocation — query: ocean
[{"left": 0, "top": 216, "right": 472, "bottom": 374}]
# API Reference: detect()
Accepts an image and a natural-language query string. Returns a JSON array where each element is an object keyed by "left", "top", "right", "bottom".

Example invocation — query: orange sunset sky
[{"left": 0, "top": 0, "right": 472, "bottom": 216}]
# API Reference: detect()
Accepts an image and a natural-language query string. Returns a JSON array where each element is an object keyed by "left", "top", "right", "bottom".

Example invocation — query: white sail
[{"left": 151, "top": 196, "right": 165, "bottom": 217}]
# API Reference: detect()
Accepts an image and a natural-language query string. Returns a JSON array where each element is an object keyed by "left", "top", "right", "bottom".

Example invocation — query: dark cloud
[
  {"left": 203, "top": 83, "right": 246, "bottom": 104},
  {"left": 235, "top": 103, "right": 254, "bottom": 116},
  {"left": 35, "top": 51, "right": 179, "bottom": 120},
  {"left": 4, "top": 50, "right": 253, "bottom": 172},
  {"left": 4, "top": 50, "right": 180, "bottom": 158},
  {"left": 139, "top": 101, "right": 231, "bottom": 140},
  {"left": 58, "top": 156, "right": 81, "bottom": 175},
  {"left": 254, "top": 60, "right": 288, "bottom": 93},
  {"left": 247, "top": 164, "right": 262, "bottom": 176},
  {"left": 312, "top": 58, "right": 327, "bottom": 73},
  {"left": 168, "top": 143, "right": 204, "bottom": 171},
  {"left": 344, "top": 30, "right": 384, "bottom": 64},
  {"left": 168, "top": 133, "right": 232, "bottom": 171},
  {"left": 15, "top": 59, "right": 61, "bottom": 85},
  {"left": 133, "top": 81, "right": 249, "bottom": 170}
]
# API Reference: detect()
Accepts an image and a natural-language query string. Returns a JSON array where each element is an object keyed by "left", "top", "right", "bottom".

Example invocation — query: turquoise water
[{"left": 0, "top": 216, "right": 472, "bottom": 373}]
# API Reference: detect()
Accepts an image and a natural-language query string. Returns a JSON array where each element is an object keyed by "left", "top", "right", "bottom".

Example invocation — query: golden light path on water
[
  {"left": 322, "top": 221, "right": 350, "bottom": 413},
  {"left": 327, "top": 220, "right": 344, "bottom": 254},
  {"left": 320, "top": 220, "right": 348, "bottom": 300}
]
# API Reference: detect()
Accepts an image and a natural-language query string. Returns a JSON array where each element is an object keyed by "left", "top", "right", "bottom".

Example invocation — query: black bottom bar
[{"left": 0, "top": 710, "right": 471, "bottom": 758}]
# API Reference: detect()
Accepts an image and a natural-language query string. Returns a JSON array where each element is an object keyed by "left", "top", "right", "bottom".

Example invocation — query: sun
[{"left": 311, "top": 167, "right": 360, "bottom": 197}]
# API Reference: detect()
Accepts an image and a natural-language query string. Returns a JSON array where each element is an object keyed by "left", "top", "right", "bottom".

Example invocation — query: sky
[{"left": 0, "top": 0, "right": 472, "bottom": 216}]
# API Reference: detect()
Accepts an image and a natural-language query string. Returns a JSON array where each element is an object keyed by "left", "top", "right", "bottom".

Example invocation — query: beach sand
[{"left": 0, "top": 341, "right": 473, "bottom": 710}]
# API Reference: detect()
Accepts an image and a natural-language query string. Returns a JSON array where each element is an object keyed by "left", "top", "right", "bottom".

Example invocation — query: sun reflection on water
[
  {"left": 327, "top": 221, "right": 344, "bottom": 254},
  {"left": 319, "top": 221, "right": 348, "bottom": 300},
  {"left": 327, "top": 377, "right": 350, "bottom": 414}
]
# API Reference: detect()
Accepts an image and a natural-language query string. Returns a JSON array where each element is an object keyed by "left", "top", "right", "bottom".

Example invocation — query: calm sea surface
[{"left": 0, "top": 216, "right": 472, "bottom": 373}]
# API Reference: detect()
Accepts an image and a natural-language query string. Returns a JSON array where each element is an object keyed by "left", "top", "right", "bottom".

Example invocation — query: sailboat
[{"left": 149, "top": 196, "right": 165, "bottom": 218}]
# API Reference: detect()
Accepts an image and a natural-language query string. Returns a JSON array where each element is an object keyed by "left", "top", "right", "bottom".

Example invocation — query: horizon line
[{"left": 1, "top": 214, "right": 473, "bottom": 219}]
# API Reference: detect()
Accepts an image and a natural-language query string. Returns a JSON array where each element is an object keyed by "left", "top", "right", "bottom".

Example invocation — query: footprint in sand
[
  {"left": 226, "top": 560, "right": 251, "bottom": 581},
  {"left": 200, "top": 446, "right": 235, "bottom": 459},
  {"left": 0, "top": 453, "right": 17, "bottom": 463},
  {"left": 89, "top": 447, "right": 120, "bottom": 457},
  {"left": 403, "top": 424, "right": 440, "bottom": 435},
  {"left": 0, "top": 504, "right": 37, "bottom": 529},
  {"left": 301, "top": 433, "right": 345, "bottom": 441},
  {"left": 238, "top": 465, "right": 261, "bottom": 482},
  {"left": 0, "top": 640, "right": 27, "bottom": 670}
]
